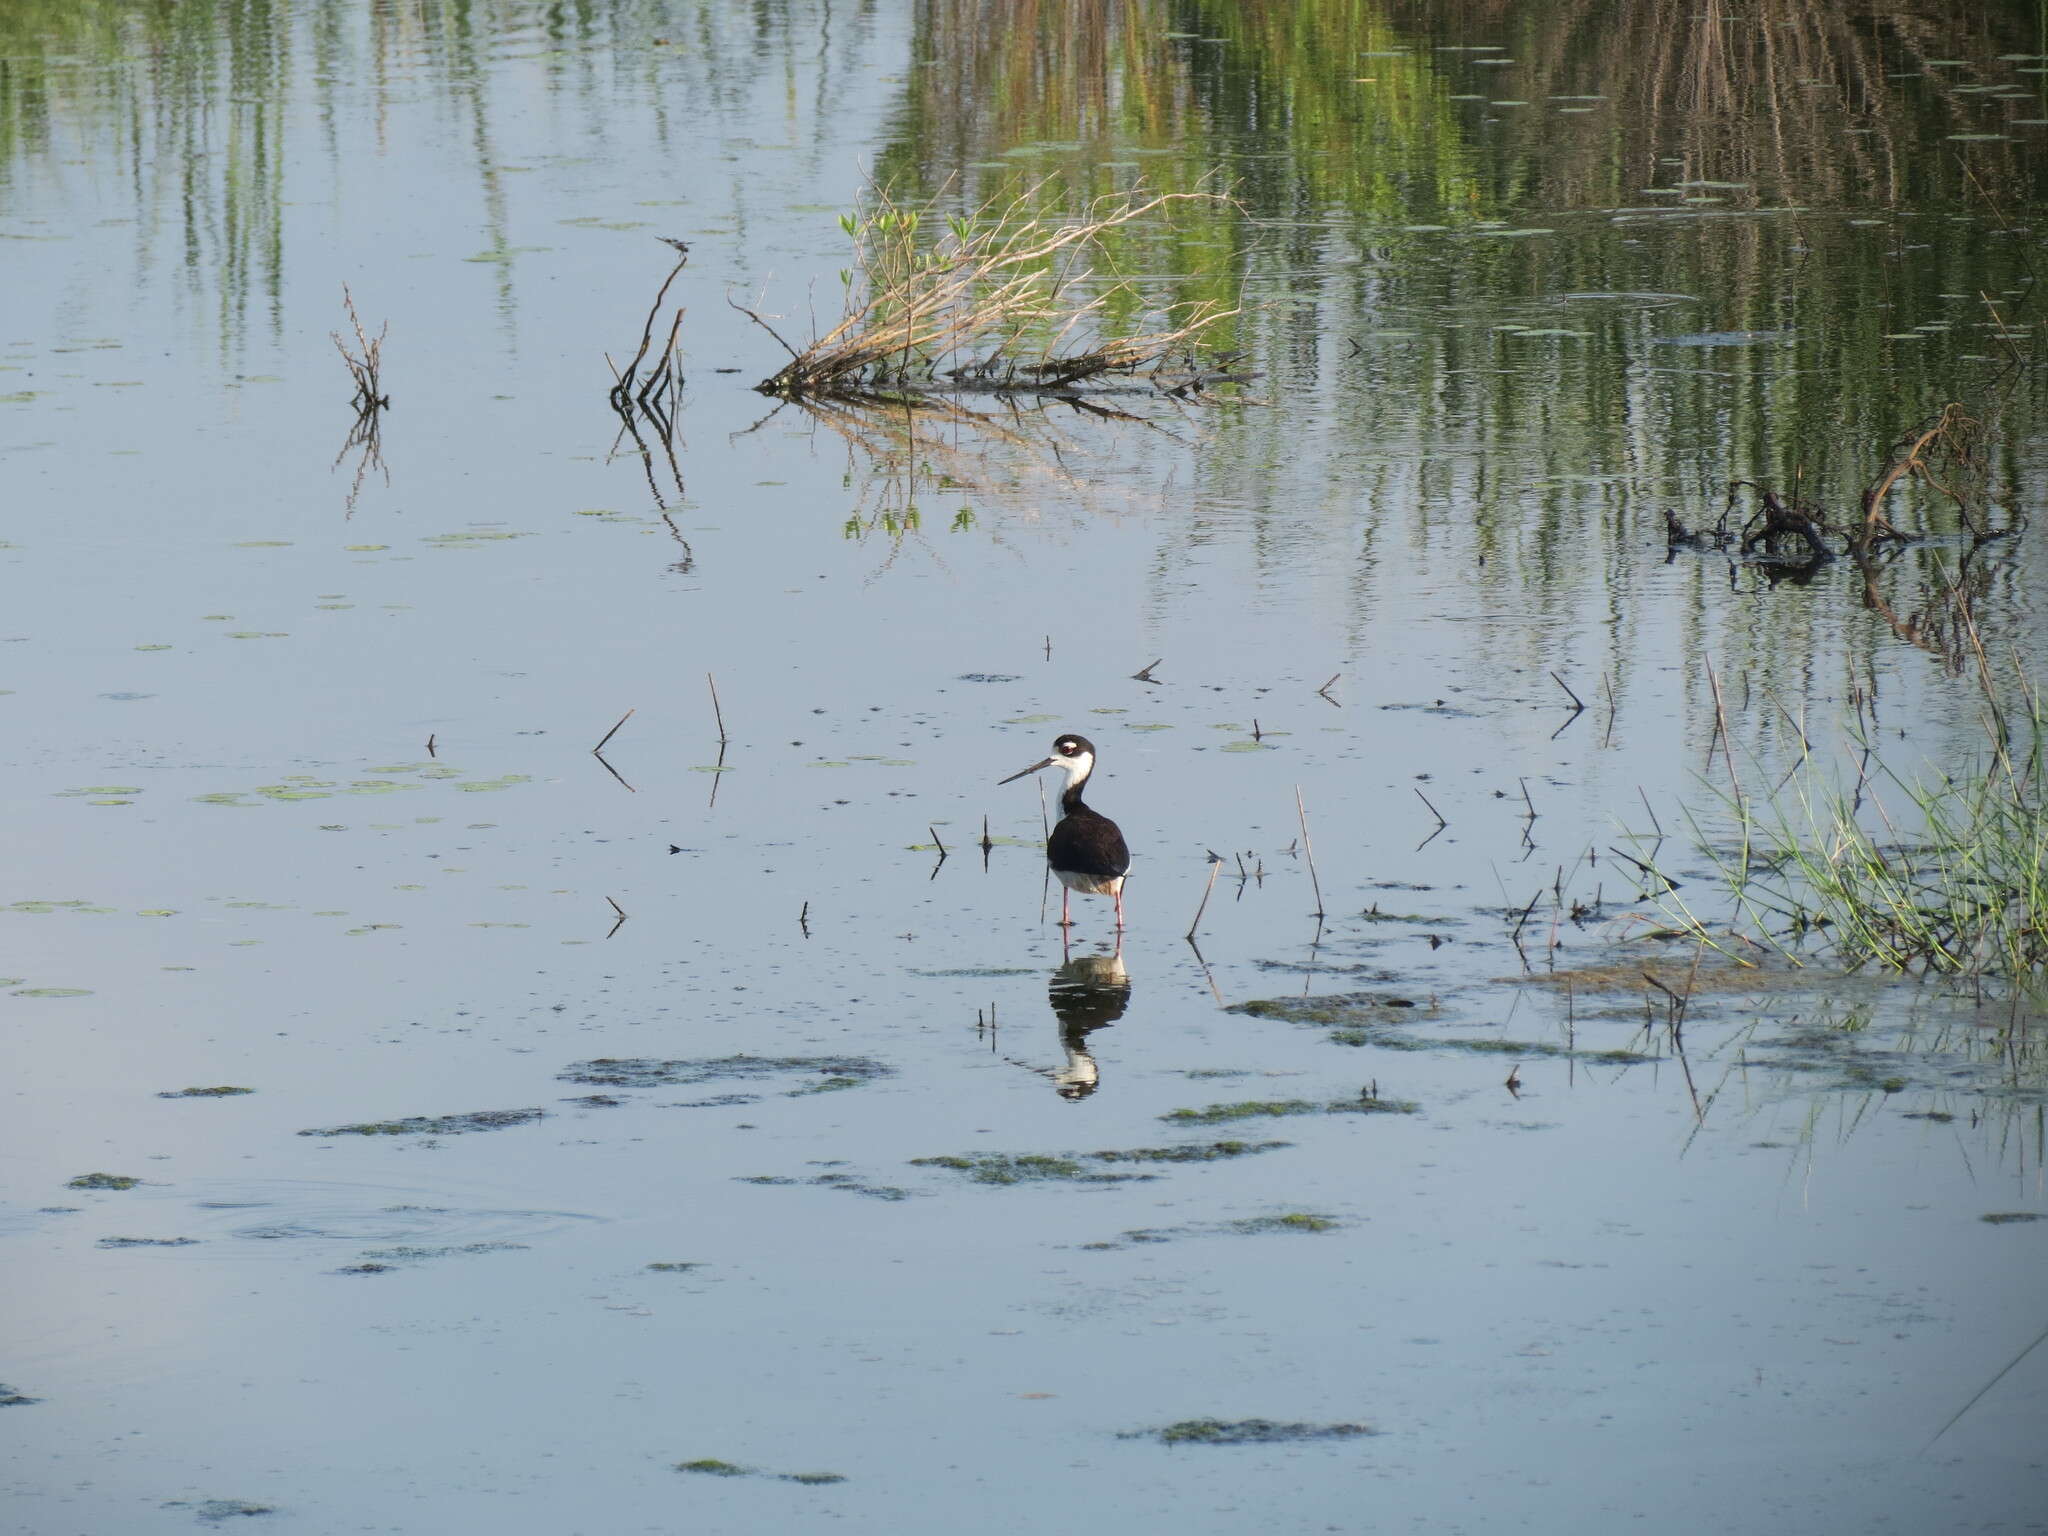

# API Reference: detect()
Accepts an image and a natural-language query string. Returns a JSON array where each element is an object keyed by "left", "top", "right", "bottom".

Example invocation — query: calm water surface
[{"left": 3, "top": 3, "right": 2044, "bottom": 1532}]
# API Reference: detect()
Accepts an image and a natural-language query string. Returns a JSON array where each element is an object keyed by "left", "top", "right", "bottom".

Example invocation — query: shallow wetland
[{"left": 3, "top": 2, "right": 2045, "bottom": 1532}]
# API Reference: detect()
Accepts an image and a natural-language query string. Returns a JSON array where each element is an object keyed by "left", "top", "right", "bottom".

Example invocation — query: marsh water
[{"left": 4, "top": 3, "right": 2046, "bottom": 1531}]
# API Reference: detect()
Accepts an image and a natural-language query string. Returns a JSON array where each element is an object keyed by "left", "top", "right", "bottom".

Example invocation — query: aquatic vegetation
[
  {"left": 1228, "top": 993, "right": 1420, "bottom": 1023},
  {"left": 0, "top": 1384, "right": 40, "bottom": 1407},
  {"left": 559, "top": 1055, "right": 892, "bottom": 1092},
  {"left": 158, "top": 1086, "right": 255, "bottom": 1098},
  {"left": 297, "top": 1108, "right": 546, "bottom": 1137},
  {"left": 646, "top": 1261, "right": 704, "bottom": 1272},
  {"left": 1124, "top": 1418, "right": 1374, "bottom": 1445},
  {"left": 748, "top": 178, "right": 1241, "bottom": 399},
  {"left": 1677, "top": 663, "right": 2048, "bottom": 987},
  {"left": 914, "top": 1140, "right": 1290, "bottom": 1185},
  {"left": 674, "top": 1458, "right": 846, "bottom": 1484},
  {"left": 98, "top": 1236, "right": 201, "bottom": 1248},
  {"left": 737, "top": 1172, "right": 916, "bottom": 1200},
  {"left": 1160, "top": 1096, "right": 1417, "bottom": 1124},
  {"left": 66, "top": 1173, "right": 140, "bottom": 1190},
  {"left": 161, "top": 1498, "right": 276, "bottom": 1523},
  {"left": 1229, "top": 1213, "right": 1339, "bottom": 1235},
  {"left": 1979, "top": 1212, "right": 2043, "bottom": 1224}
]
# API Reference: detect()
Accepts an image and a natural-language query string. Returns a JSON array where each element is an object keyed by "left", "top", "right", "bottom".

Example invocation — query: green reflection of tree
[
  {"left": 877, "top": 0, "right": 2048, "bottom": 696},
  {"left": 0, "top": 0, "right": 851, "bottom": 354}
]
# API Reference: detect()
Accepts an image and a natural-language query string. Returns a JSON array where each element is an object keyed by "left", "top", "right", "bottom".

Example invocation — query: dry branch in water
[
  {"left": 332, "top": 284, "right": 388, "bottom": 412},
  {"left": 742, "top": 179, "right": 1249, "bottom": 400}
]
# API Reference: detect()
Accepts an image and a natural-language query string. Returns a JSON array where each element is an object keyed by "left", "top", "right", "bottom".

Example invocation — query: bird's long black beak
[{"left": 998, "top": 757, "right": 1054, "bottom": 786}]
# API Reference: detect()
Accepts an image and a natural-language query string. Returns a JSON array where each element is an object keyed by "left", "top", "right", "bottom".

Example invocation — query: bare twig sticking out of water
[
  {"left": 980, "top": 816, "right": 994, "bottom": 873},
  {"left": 1187, "top": 853, "right": 1222, "bottom": 941},
  {"left": 1414, "top": 787, "right": 1447, "bottom": 829},
  {"left": 331, "top": 286, "right": 390, "bottom": 515},
  {"left": 425, "top": 733, "right": 436, "bottom": 757},
  {"left": 605, "top": 897, "right": 629, "bottom": 940},
  {"left": 1294, "top": 787, "right": 1326, "bottom": 919},
  {"left": 799, "top": 901, "right": 810, "bottom": 937},
  {"left": 1414, "top": 787, "right": 1447, "bottom": 851},
  {"left": 332, "top": 284, "right": 388, "bottom": 412},
  {"left": 591, "top": 709, "right": 636, "bottom": 793},
  {"left": 609, "top": 238, "right": 690, "bottom": 418},
  {"left": 594, "top": 709, "right": 635, "bottom": 755},
  {"left": 1317, "top": 674, "right": 1341, "bottom": 707},
  {"left": 929, "top": 826, "right": 948, "bottom": 859},
  {"left": 1601, "top": 674, "right": 1617, "bottom": 747},
  {"left": 1251, "top": 719, "right": 1262, "bottom": 742},
  {"left": 1519, "top": 779, "right": 1538, "bottom": 822},
  {"left": 1132, "top": 659, "right": 1163, "bottom": 684},
  {"left": 1549, "top": 672, "right": 1586, "bottom": 739},
  {"left": 706, "top": 673, "right": 728, "bottom": 745},
  {"left": 1925, "top": 1320, "right": 2048, "bottom": 1453}
]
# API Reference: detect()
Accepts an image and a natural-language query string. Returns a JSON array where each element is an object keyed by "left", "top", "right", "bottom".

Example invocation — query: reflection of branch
[{"left": 331, "top": 400, "right": 388, "bottom": 518}]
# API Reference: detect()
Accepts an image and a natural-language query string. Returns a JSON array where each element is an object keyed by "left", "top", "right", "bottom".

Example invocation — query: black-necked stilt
[{"left": 999, "top": 733, "right": 1131, "bottom": 930}]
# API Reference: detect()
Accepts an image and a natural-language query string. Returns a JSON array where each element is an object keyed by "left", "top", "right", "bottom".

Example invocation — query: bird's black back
[{"left": 1049, "top": 803, "right": 1130, "bottom": 881}]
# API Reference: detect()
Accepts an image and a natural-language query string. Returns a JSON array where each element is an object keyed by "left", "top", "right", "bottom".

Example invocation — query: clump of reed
[
  {"left": 741, "top": 178, "right": 1243, "bottom": 400},
  {"left": 1683, "top": 659, "right": 2046, "bottom": 987}
]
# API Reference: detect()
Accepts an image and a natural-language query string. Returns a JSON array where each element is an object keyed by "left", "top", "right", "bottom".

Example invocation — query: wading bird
[{"left": 999, "top": 733, "right": 1130, "bottom": 931}]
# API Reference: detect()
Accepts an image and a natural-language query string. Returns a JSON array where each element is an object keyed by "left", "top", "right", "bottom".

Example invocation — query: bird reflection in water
[{"left": 1040, "top": 952, "right": 1131, "bottom": 1101}]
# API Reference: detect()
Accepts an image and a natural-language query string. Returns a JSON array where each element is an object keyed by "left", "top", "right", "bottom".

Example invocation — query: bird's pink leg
[
  {"left": 1060, "top": 887, "right": 1073, "bottom": 928},
  {"left": 1114, "top": 885, "right": 1125, "bottom": 930}
]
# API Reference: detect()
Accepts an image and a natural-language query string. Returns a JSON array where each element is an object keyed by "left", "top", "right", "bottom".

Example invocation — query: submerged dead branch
[{"left": 745, "top": 179, "right": 1249, "bottom": 401}]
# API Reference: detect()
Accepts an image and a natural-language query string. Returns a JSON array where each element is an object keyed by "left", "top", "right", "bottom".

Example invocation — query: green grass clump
[
  {"left": 676, "top": 1459, "right": 749, "bottom": 1476},
  {"left": 67, "top": 1173, "right": 139, "bottom": 1190},
  {"left": 157, "top": 1085, "right": 255, "bottom": 1098},
  {"left": 1680, "top": 668, "right": 2048, "bottom": 985}
]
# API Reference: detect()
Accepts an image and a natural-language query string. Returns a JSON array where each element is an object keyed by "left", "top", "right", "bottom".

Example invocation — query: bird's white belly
[{"left": 1055, "top": 869, "right": 1125, "bottom": 897}]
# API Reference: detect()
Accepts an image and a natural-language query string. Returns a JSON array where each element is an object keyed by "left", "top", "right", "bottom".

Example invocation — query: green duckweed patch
[
  {"left": 98, "top": 1236, "right": 201, "bottom": 1248},
  {"left": 12, "top": 987, "right": 93, "bottom": 997},
  {"left": 298, "top": 1107, "right": 546, "bottom": 1137},
  {"left": 1229, "top": 1212, "right": 1339, "bottom": 1234},
  {"left": 1127, "top": 1418, "right": 1375, "bottom": 1446},
  {"left": 162, "top": 1499, "right": 276, "bottom": 1523},
  {"left": 158, "top": 1085, "right": 255, "bottom": 1098},
  {"left": 646, "top": 1261, "right": 705, "bottom": 1272},
  {"left": 67, "top": 1173, "right": 140, "bottom": 1190},
  {"left": 1981, "top": 1212, "right": 2044, "bottom": 1224},
  {"left": 1229, "top": 993, "right": 1420, "bottom": 1024},
  {"left": 1087, "top": 1210, "right": 1342, "bottom": 1248},
  {"left": 675, "top": 1459, "right": 847, "bottom": 1484},
  {"left": 1319, "top": 1026, "right": 1658, "bottom": 1064},
  {"left": 913, "top": 1140, "right": 1290, "bottom": 1185},
  {"left": 355, "top": 1241, "right": 529, "bottom": 1262},
  {"left": 1160, "top": 1095, "right": 1417, "bottom": 1125},
  {"left": 560, "top": 1054, "right": 892, "bottom": 1093},
  {"left": 737, "top": 1172, "right": 916, "bottom": 1200}
]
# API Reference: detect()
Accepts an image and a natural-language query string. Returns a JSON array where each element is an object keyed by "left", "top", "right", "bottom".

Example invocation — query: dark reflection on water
[{"left": 1044, "top": 950, "right": 1132, "bottom": 1099}]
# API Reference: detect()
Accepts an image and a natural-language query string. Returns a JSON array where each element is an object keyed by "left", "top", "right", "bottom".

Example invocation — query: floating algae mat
[
  {"left": 1121, "top": 1418, "right": 1375, "bottom": 1445},
  {"left": 299, "top": 1108, "right": 547, "bottom": 1137},
  {"left": 189, "top": 763, "right": 530, "bottom": 807},
  {"left": 912, "top": 1141, "right": 1292, "bottom": 1185},
  {"left": 558, "top": 1055, "right": 893, "bottom": 1093}
]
